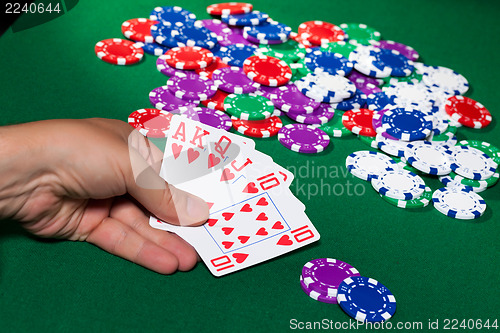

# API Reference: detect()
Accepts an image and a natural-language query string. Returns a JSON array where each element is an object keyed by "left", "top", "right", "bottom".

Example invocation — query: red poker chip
[
  {"left": 445, "top": 96, "right": 492, "bottom": 129},
  {"left": 243, "top": 55, "right": 292, "bottom": 87},
  {"left": 128, "top": 108, "right": 173, "bottom": 138},
  {"left": 206, "top": 2, "right": 253, "bottom": 15},
  {"left": 341, "top": 108, "right": 376, "bottom": 137},
  {"left": 200, "top": 89, "right": 230, "bottom": 111},
  {"left": 289, "top": 32, "right": 316, "bottom": 48},
  {"left": 231, "top": 116, "right": 283, "bottom": 138},
  {"left": 298, "top": 21, "right": 345, "bottom": 45},
  {"left": 196, "top": 57, "right": 229, "bottom": 78},
  {"left": 121, "top": 18, "right": 158, "bottom": 43},
  {"left": 164, "top": 46, "right": 214, "bottom": 70},
  {"left": 95, "top": 38, "right": 144, "bottom": 65}
]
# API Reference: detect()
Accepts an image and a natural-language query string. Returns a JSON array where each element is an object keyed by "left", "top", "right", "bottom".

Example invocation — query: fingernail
[{"left": 186, "top": 195, "right": 209, "bottom": 224}]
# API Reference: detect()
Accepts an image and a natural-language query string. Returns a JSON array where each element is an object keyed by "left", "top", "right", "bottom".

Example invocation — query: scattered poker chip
[
  {"left": 95, "top": 38, "right": 144, "bottom": 65},
  {"left": 150, "top": 6, "right": 196, "bottom": 24},
  {"left": 278, "top": 124, "right": 330, "bottom": 153},
  {"left": 381, "top": 185, "right": 432, "bottom": 209},
  {"left": 360, "top": 82, "right": 382, "bottom": 96},
  {"left": 340, "top": 23, "right": 381, "bottom": 45},
  {"left": 200, "top": 89, "right": 229, "bottom": 111},
  {"left": 224, "top": 93, "right": 274, "bottom": 120},
  {"left": 149, "top": 86, "right": 198, "bottom": 112},
  {"left": 458, "top": 140, "right": 500, "bottom": 164},
  {"left": 243, "top": 21, "right": 292, "bottom": 42},
  {"left": 376, "top": 134, "right": 407, "bottom": 157},
  {"left": 286, "top": 103, "right": 335, "bottom": 125},
  {"left": 444, "top": 96, "right": 492, "bottom": 129},
  {"left": 320, "top": 40, "right": 358, "bottom": 58},
  {"left": 195, "top": 56, "right": 229, "bottom": 78},
  {"left": 206, "top": 2, "right": 253, "bottom": 15},
  {"left": 268, "top": 84, "right": 320, "bottom": 113},
  {"left": 349, "top": 45, "right": 391, "bottom": 78},
  {"left": 447, "top": 145, "right": 498, "bottom": 180},
  {"left": 449, "top": 171, "right": 499, "bottom": 189},
  {"left": 218, "top": 30, "right": 255, "bottom": 46},
  {"left": 432, "top": 187, "right": 486, "bottom": 219},
  {"left": 164, "top": 46, "right": 214, "bottom": 70},
  {"left": 231, "top": 115, "right": 283, "bottom": 137},
  {"left": 179, "top": 106, "right": 232, "bottom": 131},
  {"left": 150, "top": 22, "right": 179, "bottom": 47},
  {"left": 256, "top": 85, "right": 281, "bottom": 99},
  {"left": 371, "top": 48, "right": 414, "bottom": 77},
  {"left": 372, "top": 169, "right": 426, "bottom": 200},
  {"left": 140, "top": 42, "right": 170, "bottom": 56},
  {"left": 121, "top": 18, "right": 157, "bottom": 43},
  {"left": 166, "top": 72, "right": 217, "bottom": 101},
  {"left": 304, "top": 49, "right": 353, "bottom": 76},
  {"left": 170, "top": 21, "right": 219, "bottom": 49},
  {"left": 215, "top": 43, "right": 256, "bottom": 67},
  {"left": 372, "top": 40, "right": 419, "bottom": 61},
  {"left": 256, "top": 39, "right": 306, "bottom": 63},
  {"left": 366, "top": 92, "right": 396, "bottom": 111},
  {"left": 221, "top": 11, "right": 269, "bottom": 26},
  {"left": 392, "top": 156, "right": 422, "bottom": 174},
  {"left": 212, "top": 66, "right": 260, "bottom": 94},
  {"left": 298, "top": 21, "right": 345, "bottom": 45},
  {"left": 440, "top": 175, "right": 488, "bottom": 193},
  {"left": 296, "top": 72, "right": 356, "bottom": 103},
  {"left": 342, "top": 108, "right": 377, "bottom": 137},
  {"left": 319, "top": 110, "right": 353, "bottom": 137},
  {"left": 289, "top": 31, "right": 315, "bottom": 48},
  {"left": 336, "top": 89, "right": 367, "bottom": 111},
  {"left": 382, "top": 81, "right": 436, "bottom": 111},
  {"left": 427, "top": 126, "right": 458, "bottom": 146},
  {"left": 243, "top": 55, "right": 292, "bottom": 86},
  {"left": 346, "top": 150, "right": 398, "bottom": 181},
  {"left": 404, "top": 142, "right": 454, "bottom": 175},
  {"left": 381, "top": 107, "right": 433, "bottom": 141},
  {"left": 420, "top": 65, "right": 469, "bottom": 95},
  {"left": 156, "top": 54, "right": 195, "bottom": 77},
  {"left": 348, "top": 69, "right": 384, "bottom": 91},
  {"left": 128, "top": 108, "right": 173, "bottom": 138},
  {"left": 337, "top": 276, "right": 396, "bottom": 323},
  {"left": 299, "top": 275, "right": 337, "bottom": 304}
]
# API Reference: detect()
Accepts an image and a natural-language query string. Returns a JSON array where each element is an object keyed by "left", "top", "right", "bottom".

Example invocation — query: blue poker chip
[
  {"left": 366, "top": 92, "right": 396, "bottom": 111},
  {"left": 170, "top": 21, "right": 219, "bottom": 49},
  {"left": 381, "top": 107, "right": 433, "bottom": 141},
  {"left": 150, "top": 6, "right": 196, "bottom": 25},
  {"left": 336, "top": 89, "right": 367, "bottom": 111},
  {"left": 139, "top": 42, "right": 170, "bottom": 56},
  {"left": 371, "top": 48, "right": 414, "bottom": 77},
  {"left": 221, "top": 11, "right": 269, "bottom": 26},
  {"left": 214, "top": 43, "right": 256, "bottom": 67},
  {"left": 243, "top": 21, "right": 291, "bottom": 41},
  {"left": 337, "top": 276, "right": 397, "bottom": 322},
  {"left": 296, "top": 72, "right": 356, "bottom": 103},
  {"left": 304, "top": 49, "right": 354, "bottom": 76},
  {"left": 150, "top": 22, "right": 178, "bottom": 47}
]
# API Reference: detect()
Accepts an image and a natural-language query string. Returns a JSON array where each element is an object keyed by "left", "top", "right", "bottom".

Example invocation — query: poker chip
[
  {"left": 346, "top": 150, "right": 398, "bottom": 181},
  {"left": 376, "top": 134, "right": 407, "bottom": 157},
  {"left": 221, "top": 11, "right": 269, "bottom": 26},
  {"left": 319, "top": 110, "right": 353, "bottom": 137},
  {"left": 299, "top": 275, "right": 337, "bottom": 304},
  {"left": 255, "top": 85, "right": 280, "bottom": 99},
  {"left": 95, "top": 38, "right": 144, "bottom": 65},
  {"left": 304, "top": 49, "right": 353, "bottom": 76},
  {"left": 199, "top": 19, "right": 232, "bottom": 35},
  {"left": 381, "top": 107, "right": 433, "bottom": 141},
  {"left": 166, "top": 72, "right": 217, "bottom": 101},
  {"left": 256, "top": 39, "right": 306, "bottom": 63},
  {"left": 448, "top": 171, "right": 499, "bottom": 189},
  {"left": 366, "top": 92, "right": 396, "bottom": 111},
  {"left": 164, "top": 46, "right": 214, "bottom": 70},
  {"left": 342, "top": 108, "right": 377, "bottom": 137},
  {"left": 371, "top": 48, "right": 414, "bottom": 77},
  {"left": 447, "top": 145, "right": 498, "bottom": 180},
  {"left": 289, "top": 31, "right": 314, "bottom": 48},
  {"left": 392, "top": 156, "right": 422, "bottom": 175},
  {"left": 381, "top": 185, "right": 432, "bottom": 209},
  {"left": 431, "top": 114, "right": 449, "bottom": 135},
  {"left": 215, "top": 43, "right": 256, "bottom": 67},
  {"left": 128, "top": 108, "right": 173, "bottom": 138},
  {"left": 372, "top": 169, "right": 426, "bottom": 200},
  {"left": 150, "top": 6, "right": 196, "bottom": 24},
  {"left": 200, "top": 89, "right": 229, "bottom": 111},
  {"left": 156, "top": 54, "right": 195, "bottom": 77},
  {"left": 320, "top": 40, "right": 358, "bottom": 58},
  {"left": 243, "top": 33, "right": 285, "bottom": 45},
  {"left": 444, "top": 96, "right": 492, "bottom": 129},
  {"left": 339, "top": 23, "right": 381, "bottom": 45},
  {"left": 382, "top": 81, "right": 436, "bottom": 111},
  {"left": 179, "top": 106, "right": 232, "bottom": 131},
  {"left": 372, "top": 40, "right": 419, "bottom": 61},
  {"left": 149, "top": 86, "right": 198, "bottom": 112},
  {"left": 349, "top": 45, "right": 391, "bottom": 78},
  {"left": 243, "top": 21, "right": 292, "bottom": 42},
  {"left": 150, "top": 22, "right": 179, "bottom": 47},
  {"left": 195, "top": 56, "right": 229, "bottom": 78},
  {"left": 231, "top": 116, "right": 283, "bottom": 137},
  {"left": 206, "top": 2, "right": 253, "bottom": 15},
  {"left": 432, "top": 187, "right": 486, "bottom": 219},
  {"left": 403, "top": 142, "right": 454, "bottom": 175},
  {"left": 427, "top": 125, "right": 458, "bottom": 145},
  {"left": 212, "top": 66, "right": 260, "bottom": 94},
  {"left": 383, "top": 69, "right": 423, "bottom": 86},
  {"left": 458, "top": 140, "right": 500, "bottom": 164},
  {"left": 121, "top": 18, "right": 157, "bottom": 43},
  {"left": 440, "top": 175, "right": 488, "bottom": 193},
  {"left": 170, "top": 21, "right": 219, "bottom": 49},
  {"left": 296, "top": 72, "right": 356, "bottom": 103},
  {"left": 336, "top": 89, "right": 367, "bottom": 111},
  {"left": 224, "top": 93, "right": 274, "bottom": 120},
  {"left": 420, "top": 65, "right": 469, "bottom": 95},
  {"left": 243, "top": 55, "right": 292, "bottom": 87},
  {"left": 372, "top": 109, "right": 393, "bottom": 134},
  {"left": 337, "top": 276, "right": 396, "bottom": 323},
  {"left": 298, "top": 21, "right": 345, "bottom": 45},
  {"left": 268, "top": 84, "right": 320, "bottom": 113},
  {"left": 348, "top": 69, "right": 384, "bottom": 91},
  {"left": 301, "top": 258, "right": 360, "bottom": 300},
  {"left": 278, "top": 124, "right": 330, "bottom": 153},
  {"left": 285, "top": 103, "right": 335, "bottom": 125},
  {"left": 360, "top": 82, "right": 383, "bottom": 96},
  {"left": 140, "top": 42, "right": 170, "bottom": 56}
]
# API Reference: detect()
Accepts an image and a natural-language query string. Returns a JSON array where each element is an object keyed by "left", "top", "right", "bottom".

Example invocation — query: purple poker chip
[
  {"left": 149, "top": 86, "right": 198, "bottom": 112},
  {"left": 372, "top": 109, "right": 398, "bottom": 140},
  {"left": 301, "top": 258, "right": 361, "bottom": 299},
  {"left": 179, "top": 106, "right": 232, "bottom": 131},
  {"left": 278, "top": 124, "right": 330, "bottom": 153},
  {"left": 348, "top": 69, "right": 384, "bottom": 90},
  {"left": 256, "top": 85, "right": 281, "bottom": 99},
  {"left": 286, "top": 103, "right": 335, "bottom": 125},
  {"left": 300, "top": 275, "right": 337, "bottom": 304},
  {"left": 198, "top": 19, "right": 232, "bottom": 35},
  {"left": 360, "top": 83, "right": 382, "bottom": 96},
  {"left": 373, "top": 40, "right": 419, "bottom": 61},
  {"left": 212, "top": 66, "right": 260, "bottom": 94},
  {"left": 166, "top": 72, "right": 217, "bottom": 101},
  {"left": 157, "top": 54, "right": 196, "bottom": 77},
  {"left": 218, "top": 32, "right": 255, "bottom": 47},
  {"left": 269, "top": 84, "right": 320, "bottom": 113}
]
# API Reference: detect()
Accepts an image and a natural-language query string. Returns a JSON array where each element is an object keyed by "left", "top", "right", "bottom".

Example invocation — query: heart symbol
[
  {"left": 207, "top": 202, "right": 214, "bottom": 210},
  {"left": 256, "top": 227, "right": 268, "bottom": 236},
  {"left": 171, "top": 143, "right": 182, "bottom": 159},
  {"left": 232, "top": 253, "right": 249, "bottom": 263},
  {"left": 222, "top": 241, "right": 234, "bottom": 249},
  {"left": 222, "top": 212, "right": 234, "bottom": 221},
  {"left": 240, "top": 204, "right": 252, "bottom": 212},
  {"left": 272, "top": 221, "right": 284, "bottom": 230},
  {"left": 220, "top": 168, "right": 235, "bottom": 182},
  {"left": 187, "top": 148, "right": 200, "bottom": 164},
  {"left": 221, "top": 227, "right": 234, "bottom": 235},
  {"left": 256, "top": 197, "right": 268, "bottom": 206},
  {"left": 208, "top": 153, "right": 221, "bottom": 168},
  {"left": 256, "top": 213, "right": 268, "bottom": 221},
  {"left": 243, "top": 182, "right": 258, "bottom": 193},
  {"left": 207, "top": 218, "right": 218, "bottom": 227},
  {"left": 238, "top": 235, "right": 250, "bottom": 244},
  {"left": 277, "top": 235, "right": 293, "bottom": 246}
]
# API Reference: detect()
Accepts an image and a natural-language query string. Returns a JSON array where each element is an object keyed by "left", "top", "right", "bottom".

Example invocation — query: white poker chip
[
  {"left": 295, "top": 72, "right": 356, "bottom": 103},
  {"left": 448, "top": 145, "right": 498, "bottom": 180},
  {"left": 346, "top": 150, "right": 399, "bottom": 181},
  {"left": 382, "top": 81, "right": 436, "bottom": 112},
  {"left": 432, "top": 187, "right": 486, "bottom": 219},
  {"left": 371, "top": 169, "right": 426, "bottom": 200},
  {"left": 375, "top": 133, "right": 408, "bottom": 157},
  {"left": 404, "top": 142, "right": 454, "bottom": 175},
  {"left": 439, "top": 175, "right": 487, "bottom": 193},
  {"left": 421, "top": 65, "right": 469, "bottom": 95},
  {"left": 348, "top": 45, "right": 392, "bottom": 78}
]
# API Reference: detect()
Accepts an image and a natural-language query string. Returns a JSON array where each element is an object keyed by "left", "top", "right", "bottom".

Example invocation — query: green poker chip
[
  {"left": 339, "top": 23, "right": 381, "bottom": 45},
  {"left": 319, "top": 110, "right": 352, "bottom": 137},
  {"left": 381, "top": 186, "right": 432, "bottom": 208},
  {"left": 429, "top": 126, "right": 457, "bottom": 143},
  {"left": 457, "top": 140, "right": 500, "bottom": 164},
  {"left": 257, "top": 39, "right": 306, "bottom": 63},
  {"left": 449, "top": 170, "right": 499, "bottom": 188},
  {"left": 320, "top": 40, "right": 358, "bottom": 58},
  {"left": 296, "top": 58, "right": 313, "bottom": 76},
  {"left": 223, "top": 93, "right": 274, "bottom": 120},
  {"left": 391, "top": 156, "right": 422, "bottom": 174}
]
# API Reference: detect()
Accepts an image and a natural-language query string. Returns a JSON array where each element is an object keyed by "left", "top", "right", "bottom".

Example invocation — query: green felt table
[{"left": 1, "top": 0, "right": 499, "bottom": 332}]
